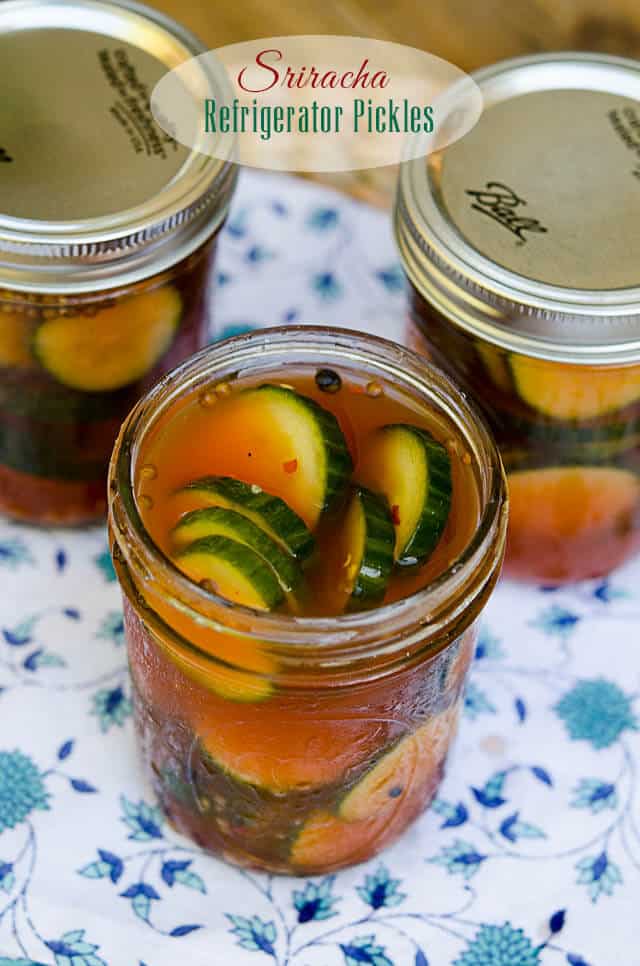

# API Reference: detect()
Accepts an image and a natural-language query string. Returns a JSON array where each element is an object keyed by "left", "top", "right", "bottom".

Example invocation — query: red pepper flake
[
  {"left": 391, "top": 504, "right": 401, "bottom": 526},
  {"left": 283, "top": 459, "right": 298, "bottom": 474}
]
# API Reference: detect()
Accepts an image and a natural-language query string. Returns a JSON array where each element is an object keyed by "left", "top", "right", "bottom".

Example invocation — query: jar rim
[{"left": 109, "top": 326, "right": 507, "bottom": 660}]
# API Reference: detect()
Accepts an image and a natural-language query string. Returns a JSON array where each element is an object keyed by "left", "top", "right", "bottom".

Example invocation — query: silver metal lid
[
  {"left": 0, "top": 0, "right": 237, "bottom": 293},
  {"left": 395, "top": 52, "right": 640, "bottom": 364}
]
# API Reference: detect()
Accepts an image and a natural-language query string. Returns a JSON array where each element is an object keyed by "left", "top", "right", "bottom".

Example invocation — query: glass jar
[
  {"left": 108, "top": 327, "right": 507, "bottom": 875},
  {"left": 396, "top": 53, "right": 640, "bottom": 583},
  {"left": 0, "top": 0, "right": 237, "bottom": 525}
]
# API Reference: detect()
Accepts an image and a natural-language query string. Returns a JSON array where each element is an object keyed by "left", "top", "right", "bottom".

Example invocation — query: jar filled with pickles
[
  {"left": 0, "top": 0, "right": 236, "bottom": 525},
  {"left": 396, "top": 53, "right": 640, "bottom": 583}
]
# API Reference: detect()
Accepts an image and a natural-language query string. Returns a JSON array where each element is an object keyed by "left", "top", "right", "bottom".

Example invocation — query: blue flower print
[
  {"left": 340, "top": 935, "right": 393, "bottom": 966},
  {"left": 431, "top": 798, "right": 469, "bottom": 829},
  {"left": 120, "top": 796, "right": 163, "bottom": 841},
  {"left": 530, "top": 605, "right": 580, "bottom": 638},
  {"left": 571, "top": 778, "right": 618, "bottom": 814},
  {"left": 292, "top": 875, "right": 339, "bottom": 922},
  {"left": 91, "top": 686, "right": 132, "bottom": 733},
  {"left": 356, "top": 865, "right": 406, "bottom": 910},
  {"left": 161, "top": 859, "right": 206, "bottom": 893},
  {"left": 463, "top": 682, "right": 496, "bottom": 720},
  {"left": 374, "top": 265, "right": 405, "bottom": 293},
  {"left": 0, "top": 750, "right": 49, "bottom": 832},
  {"left": 0, "top": 860, "right": 15, "bottom": 893},
  {"left": 96, "top": 611, "right": 124, "bottom": 647},
  {"left": 592, "top": 580, "right": 629, "bottom": 604},
  {"left": 227, "top": 914, "right": 276, "bottom": 956},
  {"left": 428, "top": 839, "right": 487, "bottom": 879},
  {"left": 45, "top": 928, "right": 107, "bottom": 966},
  {"left": 474, "top": 626, "right": 504, "bottom": 661},
  {"left": 94, "top": 549, "right": 116, "bottom": 583},
  {"left": 472, "top": 770, "right": 508, "bottom": 808},
  {"left": 307, "top": 206, "right": 339, "bottom": 231},
  {"left": 79, "top": 849, "right": 124, "bottom": 884},
  {"left": 499, "top": 812, "right": 545, "bottom": 844},
  {"left": 311, "top": 271, "right": 343, "bottom": 301},
  {"left": 120, "top": 882, "right": 161, "bottom": 923},
  {"left": 2, "top": 615, "right": 37, "bottom": 646},
  {"left": 554, "top": 679, "right": 638, "bottom": 749},
  {"left": 576, "top": 851, "right": 622, "bottom": 902},
  {"left": 454, "top": 923, "right": 540, "bottom": 966},
  {"left": 225, "top": 211, "right": 248, "bottom": 239},
  {"left": 245, "top": 244, "right": 275, "bottom": 265},
  {"left": 0, "top": 538, "right": 33, "bottom": 570}
]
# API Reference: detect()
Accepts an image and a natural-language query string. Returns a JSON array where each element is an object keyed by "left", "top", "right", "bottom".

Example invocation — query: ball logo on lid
[{"left": 465, "top": 181, "right": 548, "bottom": 245}]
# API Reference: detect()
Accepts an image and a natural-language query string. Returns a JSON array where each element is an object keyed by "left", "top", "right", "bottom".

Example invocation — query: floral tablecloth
[{"left": 1, "top": 170, "right": 639, "bottom": 966}]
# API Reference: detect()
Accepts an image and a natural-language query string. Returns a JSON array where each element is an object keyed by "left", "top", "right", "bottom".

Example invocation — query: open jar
[
  {"left": 0, "top": 0, "right": 236, "bottom": 525},
  {"left": 108, "top": 327, "right": 507, "bottom": 874},
  {"left": 396, "top": 53, "right": 640, "bottom": 583}
]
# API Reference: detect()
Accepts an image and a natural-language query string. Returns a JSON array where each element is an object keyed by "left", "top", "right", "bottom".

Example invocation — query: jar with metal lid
[
  {"left": 0, "top": 0, "right": 237, "bottom": 526},
  {"left": 396, "top": 53, "right": 640, "bottom": 583}
]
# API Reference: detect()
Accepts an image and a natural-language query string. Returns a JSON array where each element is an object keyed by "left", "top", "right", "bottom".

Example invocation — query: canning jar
[
  {"left": 0, "top": 0, "right": 236, "bottom": 525},
  {"left": 396, "top": 53, "right": 640, "bottom": 583},
  {"left": 108, "top": 327, "right": 507, "bottom": 874}
]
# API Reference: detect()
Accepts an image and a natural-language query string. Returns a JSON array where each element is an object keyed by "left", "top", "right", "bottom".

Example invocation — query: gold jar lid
[
  {"left": 0, "top": 0, "right": 236, "bottom": 293},
  {"left": 395, "top": 53, "right": 640, "bottom": 364}
]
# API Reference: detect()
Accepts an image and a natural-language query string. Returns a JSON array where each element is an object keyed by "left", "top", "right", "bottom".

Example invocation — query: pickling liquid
[{"left": 137, "top": 366, "right": 480, "bottom": 614}]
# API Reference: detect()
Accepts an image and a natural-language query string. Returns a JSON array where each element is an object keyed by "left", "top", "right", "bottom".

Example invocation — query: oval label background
[{"left": 151, "top": 36, "right": 482, "bottom": 172}]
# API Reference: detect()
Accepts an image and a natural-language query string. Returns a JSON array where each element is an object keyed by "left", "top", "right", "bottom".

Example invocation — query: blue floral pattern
[
  {"left": 0, "top": 753, "right": 49, "bottom": 833},
  {"left": 1, "top": 171, "right": 639, "bottom": 964},
  {"left": 454, "top": 923, "right": 541, "bottom": 966}
]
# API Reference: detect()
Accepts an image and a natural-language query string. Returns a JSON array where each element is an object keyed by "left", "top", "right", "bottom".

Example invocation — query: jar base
[{"left": 159, "top": 771, "right": 443, "bottom": 877}]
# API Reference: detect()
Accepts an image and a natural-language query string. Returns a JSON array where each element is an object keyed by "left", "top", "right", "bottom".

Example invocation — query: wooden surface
[{"left": 151, "top": 0, "right": 640, "bottom": 205}]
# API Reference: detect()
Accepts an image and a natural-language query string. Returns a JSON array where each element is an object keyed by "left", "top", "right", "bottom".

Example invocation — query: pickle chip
[
  {"left": 338, "top": 705, "right": 457, "bottom": 823},
  {"left": 32, "top": 286, "right": 182, "bottom": 392},
  {"left": 510, "top": 357, "right": 640, "bottom": 420},
  {"left": 508, "top": 466, "right": 640, "bottom": 541},
  {"left": 290, "top": 810, "right": 388, "bottom": 872}
]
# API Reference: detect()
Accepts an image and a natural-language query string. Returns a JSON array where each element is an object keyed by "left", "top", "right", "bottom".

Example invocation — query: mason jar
[
  {"left": 108, "top": 327, "right": 507, "bottom": 874},
  {"left": 0, "top": 0, "right": 236, "bottom": 525},
  {"left": 396, "top": 53, "right": 640, "bottom": 583}
]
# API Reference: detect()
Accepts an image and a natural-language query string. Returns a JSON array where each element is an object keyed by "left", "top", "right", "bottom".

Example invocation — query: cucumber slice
[
  {"left": 357, "top": 424, "right": 452, "bottom": 567},
  {"left": 238, "top": 384, "right": 353, "bottom": 527},
  {"left": 171, "top": 507, "right": 301, "bottom": 593},
  {"left": 510, "top": 356, "right": 640, "bottom": 420},
  {"left": 196, "top": 712, "right": 379, "bottom": 793},
  {"left": 0, "top": 411, "right": 109, "bottom": 481},
  {"left": 0, "top": 310, "right": 36, "bottom": 369},
  {"left": 176, "top": 476, "right": 314, "bottom": 561},
  {"left": 290, "top": 809, "right": 390, "bottom": 872},
  {"left": 508, "top": 466, "right": 640, "bottom": 542},
  {"left": 338, "top": 705, "right": 458, "bottom": 823},
  {"left": 476, "top": 344, "right": 512, "bottom": 393},
  {"left": 338, "top": 486, "right": 395, "bottom": 606},
  {"left": 32, "top": 286, "right": 181, "bottom": 392},
  {"left": 175, "top": 535, "right": 284, "bottom": 611}
]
